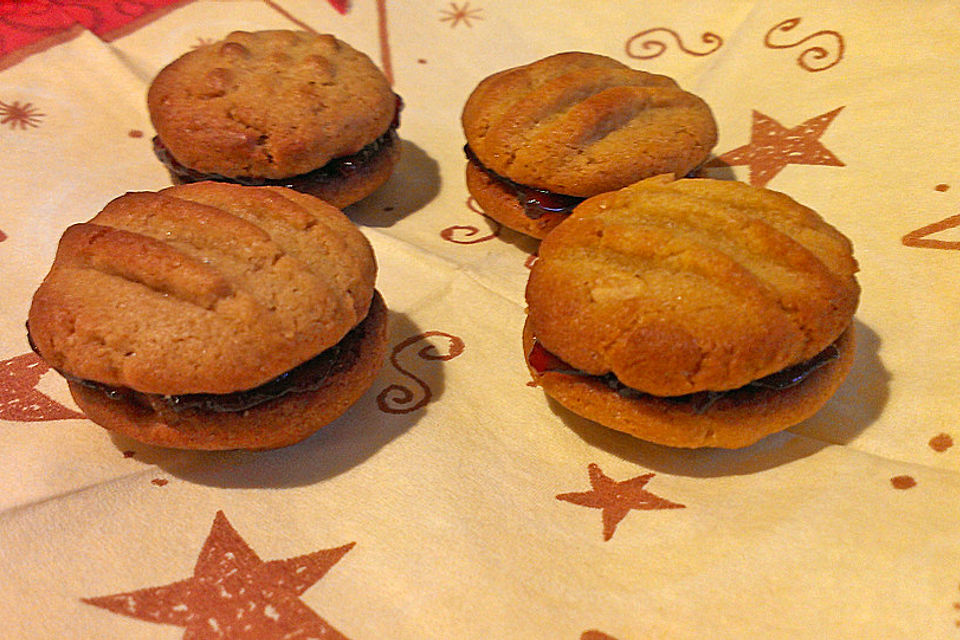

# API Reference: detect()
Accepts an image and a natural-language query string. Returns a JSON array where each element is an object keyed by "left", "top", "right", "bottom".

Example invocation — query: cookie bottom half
[
  {"left": 70, "top": 292, "right": 389, "bottom": 451},
  {"left": 465, "top": 161, "right": 574, "bottom": 239},
  {"left": 523, "top": 317, "right": 856, "bottom": 449},
  {"left": 155, "top": 130, "right": 401, "bottom": 210}
]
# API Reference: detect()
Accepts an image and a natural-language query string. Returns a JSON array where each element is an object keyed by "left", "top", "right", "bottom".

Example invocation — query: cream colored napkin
[{"left": 2, "top": 1, "right": 959, "bottom": 638}]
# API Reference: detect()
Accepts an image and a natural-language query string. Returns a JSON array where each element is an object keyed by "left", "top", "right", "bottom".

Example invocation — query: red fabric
[
  {"left": 0, "top": 0, "right": 351, "bottom": 64},
  {"left": 0, "top": 1, "right": 182, "bottom": 57}
]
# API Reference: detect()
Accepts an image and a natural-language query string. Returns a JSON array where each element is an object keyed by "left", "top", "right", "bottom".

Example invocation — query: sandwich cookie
[
  {"left": 148, "top": 30, "right": 401, "bottom": 209},
  {"left": 524, "top": 175, "right": 860, "bottom": 448},
  {"left": 462, "top": 52, "right": 717, "bottom": 238},
  {"left": 28, "top": 182, "right": 388, "bottom": 450}
]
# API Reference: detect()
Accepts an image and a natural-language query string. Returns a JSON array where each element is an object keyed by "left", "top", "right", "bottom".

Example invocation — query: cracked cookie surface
[{"left": 148, "top": 30, "right": 396, "bottom": 179}]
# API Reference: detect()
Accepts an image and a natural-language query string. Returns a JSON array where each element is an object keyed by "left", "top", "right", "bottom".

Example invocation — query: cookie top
[
  {"left": 462, "top": 52, "right": 717, "bottom": 197},
  {"left": 148, "top": 30, "right": 396, "bottom": 179},
  {"left": 525, "top": 175, "right": 859, "bottom": 396},
  {"left": 28, "top": 182, "right": 377, "bottom": 395}
]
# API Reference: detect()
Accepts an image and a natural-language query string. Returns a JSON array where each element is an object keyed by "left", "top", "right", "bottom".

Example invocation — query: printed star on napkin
[
  {"left": 83, "top": 511, "right": 356, "bottom": 639},
  {"left": 0, "top": 352, "right": 83, "bottom": 421},
  {"left": 557, "top": 463, "right": 685, "bottom": 541},
  {"left": 706, "top": 107, "right": 845, "bottom": 187}
]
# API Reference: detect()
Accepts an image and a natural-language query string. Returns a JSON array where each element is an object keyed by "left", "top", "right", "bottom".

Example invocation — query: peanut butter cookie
[
  {"left": 148, "top": 30, "right": 401, "bottom": 208},
  {"left": 524, "top": 175, "right": 859, "bottom": 448},
  {"left": 462, "top": 52, "right": 717, "bottom": 238},
  {"left": 28, "top": 182, "right": 388, "bottom": 450}
]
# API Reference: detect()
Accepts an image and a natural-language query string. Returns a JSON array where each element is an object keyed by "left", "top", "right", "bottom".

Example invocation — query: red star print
[
  {"left": 707, "top": 107, "right": 845, "bottom": 187},
  {"left": 83, "top": 511, "right": 356, "bottom": 639},
  {"left": 557, "top": 463, "right": 685, "bottom": 541},
  {"left": 0, "top": 352, "right": 83, "bottom": 421}
]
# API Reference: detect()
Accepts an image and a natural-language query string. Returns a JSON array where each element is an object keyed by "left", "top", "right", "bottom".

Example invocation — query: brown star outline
[
  {"left": 83, "top": 511, "right": 355, "bottom": 639},
  {"left": 557, "top": 463, "right": 685, "bottom": 541},
  {"left": 706, "top": 107, "right": 845, "bottom": 187}
]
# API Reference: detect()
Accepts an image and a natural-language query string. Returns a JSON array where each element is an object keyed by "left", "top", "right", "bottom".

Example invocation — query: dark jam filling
[
  {"left": 529, "top": 339, "right": 841, "bottom": 414},
  {"left": 154, "top": 94, "right": 403, "bottom": 188},
  {"left": 30, "top": 312, "right": 369, "bottom": 415},
  {"left": 464, "top": 145, "right": 584, "bottom": 219},
  {"left": 465, "top": 145, "right": 708, "bottom": 221}
]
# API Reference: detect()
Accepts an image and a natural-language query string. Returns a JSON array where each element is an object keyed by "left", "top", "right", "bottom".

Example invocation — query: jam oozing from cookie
[
  {"left": 154, "top": 94, "right": 403, "bottom": 188},
  {"left": 30, "top": 308, "right": 370, "bottom": 414},
  {"left": 464, "top": 145, "right": 584, "bottom": 219},
  {"left": 528, "top": 338, "right": 841, "bottom": 413}
]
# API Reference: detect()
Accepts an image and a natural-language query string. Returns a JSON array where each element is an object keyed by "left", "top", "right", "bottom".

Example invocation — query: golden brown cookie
[
  {"left": 28, "top": 182, "right": 388, "bottom": 450},
  {"left": 148, "top": 30, "right": 401, "bottom": 208},
  {"left": 462, "top": 52, "right": 718, "bottom": 238},
  {"left": 524, "top": 175, "right": 860, "bottom": 448}
]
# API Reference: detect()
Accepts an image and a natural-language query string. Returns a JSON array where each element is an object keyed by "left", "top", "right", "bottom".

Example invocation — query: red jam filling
[
  {"left": 154, "top": 94, "right": 403, "bottom": 188},
  {"left": 528, "top": 339, "right": 841, "bottom": 413},
  {"left": 464, "top": 145, "right": 584, "bottom": 219}
]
